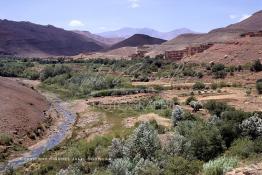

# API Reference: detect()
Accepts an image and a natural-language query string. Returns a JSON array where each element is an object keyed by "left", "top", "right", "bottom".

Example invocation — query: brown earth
[
  {"left": 0, "top": 77, "right": 49, "bottom": 142},
  {"left": 182, "top": 37, "right": 262, "bottom": 65}
]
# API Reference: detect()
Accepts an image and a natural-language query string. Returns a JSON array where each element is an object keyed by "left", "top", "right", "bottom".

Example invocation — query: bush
[
  {"left": 189, "top": 101, "right": 203, "bottom": 112},
  {"left": 162, "top": 133, "right": 189, "bottom": 156},
  {"left": 211, "top": 64, "right": 227, "bottom": 79},
  {"left": 133, "top": 159, "right": 161, "bottom": 175},
  {"left": 186, "top": 96, "right": 197, "bottom": 105},
  {"left": 204, "top": 101, "right": 233, "bottom": 117},
  {"left": 40, "top": 64, "right": 71, "bottom": 81},
  {"left": 197, "top": 72, "right": 204, "bottom": 79},
  {"left": 226, "top": 138, "right": 255, "bottom": 158},
  {"left": 193, "top": 82, "right": 205, "bottom": 90},
  {"left": 203, "top": 156, "right": 238, "bottom": 175},
  {"left": 211, "top": 83, "right": 218, "bottom": 90},
  {"left": 256, "top": 79, "right": 262, "bottom": 94},
  {"left": 172, "top": 97, "right": 180, "bottom": 105},
  {"left": 0, "top": 133, "right": 12, "bottom": 146},
  {"left": 239, "top": 114, "right": 262, "bottom": 139},
  {"left": 163, "top": 156, "right": 203, "bottom": 175},
  {"left": 109, "top": 158, "right": 133, "bottom": 175},
  {"left": 171, "top": 106, "right": 184, "bottom": 127},
  {"left": 250, "top": 59, "right": 262, "bottom": 72},
  {"left": 124, "top": 122, "right": 160, "bottom": 159},
  {"left": 176, "top": 121, "right": 225, "bottom": 161}
]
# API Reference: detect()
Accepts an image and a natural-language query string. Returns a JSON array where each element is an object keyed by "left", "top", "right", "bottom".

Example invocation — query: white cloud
[
  {"left": 69, "top": 20, "right": 85, "bottom": 27},
  {"left": 129, "top": 0, "right": 140, "bottom": 8},
  {"left": 239, "top": 14, "right": 251, "bottom": 21},
  {"left": 229, "top": 14, "right": 251, "bottom": 22},
  {"left": 229, "top": 14, "right": 237, "bottom": 19}
]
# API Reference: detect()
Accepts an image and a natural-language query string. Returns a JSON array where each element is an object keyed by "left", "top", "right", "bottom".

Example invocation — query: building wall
[{"left": 165, "top": 43, "right": 213, "bottom": 60}]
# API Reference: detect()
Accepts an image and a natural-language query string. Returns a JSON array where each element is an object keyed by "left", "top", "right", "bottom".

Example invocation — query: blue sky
[{"left": 0, "top": 0, "right": 261, "bottom": 33}]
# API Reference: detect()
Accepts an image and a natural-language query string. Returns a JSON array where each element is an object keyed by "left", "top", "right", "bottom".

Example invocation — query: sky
[{"left": 0, "top": 0, "right": 261, "bottom": 33}]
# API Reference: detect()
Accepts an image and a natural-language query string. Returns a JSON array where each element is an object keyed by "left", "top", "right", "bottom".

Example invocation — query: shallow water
[{"left": 0, "top": 99, "right": 76, "bottom": 172}]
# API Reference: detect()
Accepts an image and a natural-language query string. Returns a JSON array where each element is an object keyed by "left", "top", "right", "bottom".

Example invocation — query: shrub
[
  {"left": 40, "top": 64, "right": 71, "bottom": 81},
  {"left": 211, "top": 83, "right": 218, "bottom": 90},
  {"left": 176, "top": 121, "right": 225, "bottom": 161},
  {"left": 109, "top": 158, "right": 133, "bottom": 175},
  {"left": 189, "top": 101, "right": 203, "bottom": 112},
  {"left": 204, "top": 101, "right": 233, "bottom": 117},
  {"left": 0, "top": 133, "right": 12, "bottom": 146},
  {"left": 211, "top": 64, "right": 227, "bottom": 79},
  {"left": 172, "top": 97, "right": 180, "bottom": 105},
  {"left": 164, "top": 156, "right": 203, "bottom": 175},
  {"left": 250, "top": 59, "right": 262, "bottom": 72},
  {"left": 162, "top": 133, "right": 190, "bottom": 157},
  {"left": 123, "top": 122, "right": 160, "bottom": 159},
  {"left": 203, "top": 156, "right": 238, "bottom": 175},
  {"left": 193, "top": 82, "right": 205, "bottom": 90},
  {"left": 239, "top": 114, "right": 262, "bottom": 139},
  {"left": 256, "top": 79, "right": 262, "bottom": 94},
  {"left": 186, "top": 96, "right": 197, "bottom": 105},
  {"left": 171, "top": 106, "right": 184, "bottom": 127},
  {"left": 197, "top": 72, "right": 204, "bottom": 79},
  {"left": 133, "top": 159, "right": 161, "bottom": 175},
  {"left": 226, "top": 138, "right": 255, "bottom": 158}
]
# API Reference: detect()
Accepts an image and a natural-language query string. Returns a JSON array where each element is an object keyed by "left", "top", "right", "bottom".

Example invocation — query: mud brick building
[{"left": 165, "top": 43, "right": 213, "bottom": 60}]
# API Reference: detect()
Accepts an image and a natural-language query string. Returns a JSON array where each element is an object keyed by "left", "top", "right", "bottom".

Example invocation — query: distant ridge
[
  {"left": 97, "top": 27, "right": 195, "bottom": 40},
  {"left": 164, "top": 10, "right": 262, "bottom": 46},
  {"left": 0, "top": 19, "right": 104, "bottom": 57}
]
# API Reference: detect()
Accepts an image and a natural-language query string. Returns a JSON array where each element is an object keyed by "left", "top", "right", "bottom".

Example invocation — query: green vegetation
[
  {"left": 250, "top": 59, "right": 262, "bottom": 72},
  {"left": 256, "top": 79, "right": 262, "bottom": 94},
  {"left": 193, "top": 81, "right": 205, "bottom": 90},
  {"left": 203, "top": 156, "right": 238, "bottom": 175},
  {"left": 0, "top": 133, "right": 12, "bottom": 146}
]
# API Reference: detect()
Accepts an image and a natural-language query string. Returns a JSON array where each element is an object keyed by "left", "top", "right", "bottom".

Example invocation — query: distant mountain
[
  {"left": 97, "top": 27, "right": 195, "bottom": 40},
  {"left": 164, "top": 10, "right": 262, "bottom": 46},
  {"left": 0, "top": 19, "right": 104, "bottom": 57},
  {"left": 109, "top": 34, "right": 166, "bottom": 50},
  {"left": 73, "top": 30, "right": 125, "bottom": 47}
]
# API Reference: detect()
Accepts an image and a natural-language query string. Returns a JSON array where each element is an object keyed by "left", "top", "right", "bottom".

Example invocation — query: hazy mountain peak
[{"left": 97, "top": 27, "right": 196, "bottom": 40}]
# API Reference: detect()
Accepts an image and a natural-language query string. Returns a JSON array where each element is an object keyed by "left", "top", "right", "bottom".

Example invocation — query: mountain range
[{"left": 97, "top": 27, "right": 195, "bottom": 40}]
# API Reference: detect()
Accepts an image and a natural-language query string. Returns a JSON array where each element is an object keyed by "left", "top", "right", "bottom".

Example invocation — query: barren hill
[
  {"left": 0, "top": 19, "right": 104, "bottom": 57},
  {"left": 109, "top": 34, "right": 166, "bottom": 50}
]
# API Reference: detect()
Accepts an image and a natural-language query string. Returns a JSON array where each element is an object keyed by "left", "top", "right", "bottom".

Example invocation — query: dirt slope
[
  {"left": 0, "top": 77, "right": 48, "bottom": 138},
  {"left": 182, "top": 37, "right": 262, "bottom": 65}
]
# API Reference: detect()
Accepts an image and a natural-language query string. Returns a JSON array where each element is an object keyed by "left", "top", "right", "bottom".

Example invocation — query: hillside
[
  {"left": 97, "top": 27, "right": 195, "bottom": 40},
  {"left": 109, "top": 34, "right": 166, "bottom": 50},
  {"left": 0, "top": 77, "right": 48, "bottom": 142},
  {"left": 0, "top": 20, "right": 104, "bottom": 57},
  {"left": 73, "top": 30, "right": 124, "bottom": 46},
  {"left": 164, "top": 10, "right": 262, "bottom": 46}
]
